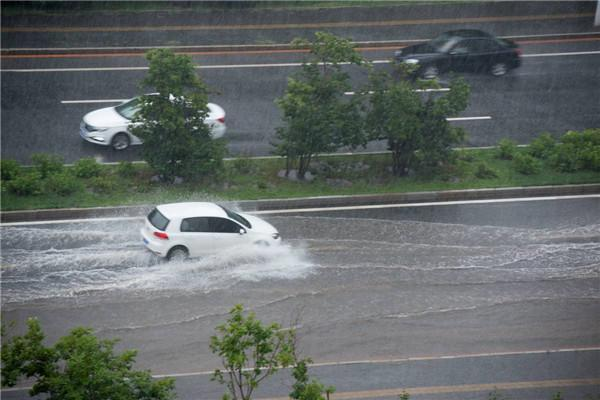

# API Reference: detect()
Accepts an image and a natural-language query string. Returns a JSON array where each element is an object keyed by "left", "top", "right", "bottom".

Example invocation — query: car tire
[
  {"left": 167, "top": 246, "right": 189, "bottom": 261},
  {"left": 111, "top": 133, "right": 130, "bottom": 151},
  {"left": 490, "top": 62, "right": 508, "bottom": 77},
  {"left": 421, "top": 65, "right": 439, "bottom": 80}
]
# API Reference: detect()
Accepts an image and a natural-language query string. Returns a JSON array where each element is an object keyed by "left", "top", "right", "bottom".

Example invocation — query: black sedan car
[{"left": 394, "top": 29, "right": 521, "bottom": 79}]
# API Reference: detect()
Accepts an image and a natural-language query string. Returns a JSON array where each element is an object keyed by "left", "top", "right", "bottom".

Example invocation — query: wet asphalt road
[
  {"left": 1, "top": 197, "right": 599, "bottom": 398},
  {"left": 2, "top": 2, "right": 600, "bottom": 164}
]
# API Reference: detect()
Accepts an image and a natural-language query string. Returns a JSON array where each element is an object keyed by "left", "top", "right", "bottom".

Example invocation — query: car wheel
[
  {"left": 421, "top": 65, "right": 439, "bottom": 80},
  {"left": 167, "top": 246, "right": 189, "bottom": 261},
  {"left": 490, "top": 62, "right": 508, "bottom": 77},
  {"left": 111, "top": 133, "right": 130, "bottom": 151}
]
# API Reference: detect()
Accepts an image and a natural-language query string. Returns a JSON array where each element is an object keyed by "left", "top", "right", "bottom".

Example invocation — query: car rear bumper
[{"left": 140, "top": 228, "right": 168, "bottom": 257}]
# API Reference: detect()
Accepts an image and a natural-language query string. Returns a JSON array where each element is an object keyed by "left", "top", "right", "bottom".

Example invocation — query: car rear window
[{"left": 148, "top": 208, "right": 169, "bottom": 231}]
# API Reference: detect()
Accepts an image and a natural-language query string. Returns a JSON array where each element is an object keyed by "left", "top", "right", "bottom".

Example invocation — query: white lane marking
[
  {"left": 522, "top": 50, "right": 600, "bottom": 57},
  {"left": 252, "top": 194, "right": 600, "bottom": 215},
  {"left": 447, "top": 116, "right": 492, "bottom": 121},
  {"left": 344, "top": 88, "right": 451, "bottom": 95},
  {"left": 3, "top": 31, "right": 599, "bottom": 52},
  {"left": 2, "top": 194, "right": 598, "bottom": 227},
  {"left": 1, "top": 346, "right": 598, "bottom": 390},
  {"left": 2, "top": 50, "right": 600, "bottom": 73},
  {"left": 61, "top": 99, "right": 128, "bottom": 104}
]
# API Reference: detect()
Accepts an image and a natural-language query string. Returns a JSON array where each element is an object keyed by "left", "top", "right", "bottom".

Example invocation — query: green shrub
[
  {"left": 72, "top": 157, "right": 102, "bottom": 178},
  {"left": 1, "top": 159, "right": 21, "bottom": 181},
  {"left": 31, "top": 153, "right": 64, "bottom": 179},
  {"left": 496, "top": 138, "right": 518, "bottom": 160},
  {"left": 7, "top": 172, "right": 43, "bottom": 195},
  {"left": 549, "top": 143, "right": 579, "bottom": 172},
  {"left": 474, "top": 162, "right": 498, "bottom": 179},
  {"left": 529, "top": 133, "right": 556, "bottom": 159},
  {"left": 116, "top": 161, "right": 137, "bottom": 178},
  {"left": 88, "top": 176, "right": 117, "bottom": 194},
  {"left": 44, "top": 173, "right": 84, "bottom": 196},
  {"left": 561, "top": 128, "right": 600, "bottom": 146},
  {"left": 513, "top": 152, "right": 541, "bottom": 175}
]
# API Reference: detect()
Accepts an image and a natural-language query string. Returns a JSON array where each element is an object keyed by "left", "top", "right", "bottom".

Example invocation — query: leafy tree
[
  {"left": 210, "top": 304, "right": 296, "bottom": 400},
  {"left": 131, "top": 48, "right": 226, "bottom": 183},
  {"left": 290, "top": 358, "right": 335, "bottom": 400},
  {"left": 1, "top": 318, "right": 175, "bottom": 400},
  {"left": 275, "top": 32, "right": 367, "bottom": 179},
  {"left": 366, "top": 67, "right": 469, "bottom": 176}
]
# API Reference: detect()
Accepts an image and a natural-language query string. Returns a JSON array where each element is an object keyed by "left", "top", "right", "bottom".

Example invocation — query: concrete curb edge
[{"left": 2, "top": 183, "right": 599, "bottom": 223}]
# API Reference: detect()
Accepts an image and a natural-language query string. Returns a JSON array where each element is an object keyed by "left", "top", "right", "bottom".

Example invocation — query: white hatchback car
[
  {"left": 140, "top": 202, "right": 282, "bottom": 260},
  {"left": 80, "top": 95, "right": 226, "bottom": 150}
]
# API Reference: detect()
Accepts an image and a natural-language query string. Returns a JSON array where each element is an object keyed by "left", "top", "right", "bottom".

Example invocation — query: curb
[{"left": 2, "top": 183, "right": 599, "bottom": 223}]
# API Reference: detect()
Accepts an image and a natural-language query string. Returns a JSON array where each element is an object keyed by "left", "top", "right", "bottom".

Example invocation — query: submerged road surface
[{"left": 1, "top": 196, "right": 599, "bottom": 398}]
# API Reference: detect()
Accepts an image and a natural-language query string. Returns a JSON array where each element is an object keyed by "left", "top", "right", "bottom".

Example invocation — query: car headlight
[
  {"left": 403, "top": 58, "right": 420, "bottom": 65},
  {"left": 272, "top": 233, "right": 281, "bottom": 240}
]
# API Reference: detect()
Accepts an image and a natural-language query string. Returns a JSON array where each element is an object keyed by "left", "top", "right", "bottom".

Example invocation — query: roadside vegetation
[{"left": 1, "top": 129, "right": 599, "bottom": 212}]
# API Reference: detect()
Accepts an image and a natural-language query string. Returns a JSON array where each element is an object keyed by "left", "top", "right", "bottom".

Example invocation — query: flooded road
[{"left": 2, "top": 198, "right": 599, "bottom": 375}]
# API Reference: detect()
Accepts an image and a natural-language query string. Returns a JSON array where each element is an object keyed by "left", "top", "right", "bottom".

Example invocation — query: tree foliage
[
  {"left": 210, "top": 304, "right": 296, "bottom": 400},
  {"left": 366, "top": 66, "right": 470, "bottom": 176},
  {"left": 290, "top": 358, "right": 335, "bottom": 400},
  {"left": 1, "top": 318, "right": 175, "bottom": 400},
  {"left": 131, "top": 48, "right": 226, "bottom": 183},
  {"left": 275, "top": 32, "right": 366, "bottom": 179}
]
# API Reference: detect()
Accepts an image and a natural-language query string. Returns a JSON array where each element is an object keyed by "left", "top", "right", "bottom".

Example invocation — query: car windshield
[
  {"left": 429, "top": 33, "right": 459, "bottom": 53},
  {"left": 219, "top": 205, "right": 251, "bottom": 229},
  {"left": 148, "top": 208, "right": 169, "bottom": 230},
  {"left": 115, "top": 97, "right": 141, "bottom": 120}
]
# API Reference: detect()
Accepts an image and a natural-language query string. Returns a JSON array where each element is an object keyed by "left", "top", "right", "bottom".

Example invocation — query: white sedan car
[
  {"left": 80, "top": 95, "right": 226, "bottom": 150},
  {"left": 140, "top": 202, "right": 282, "bottom": 260}
]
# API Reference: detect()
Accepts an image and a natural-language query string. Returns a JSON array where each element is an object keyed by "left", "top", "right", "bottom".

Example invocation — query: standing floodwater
[{"left": 2, "top": 200, "right": 599, "bottom": 374}]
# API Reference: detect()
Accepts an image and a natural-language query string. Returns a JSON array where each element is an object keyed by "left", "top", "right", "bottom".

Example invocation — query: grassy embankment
[{"left": 2, "top": 147, "right": 598, "bottom": 212}]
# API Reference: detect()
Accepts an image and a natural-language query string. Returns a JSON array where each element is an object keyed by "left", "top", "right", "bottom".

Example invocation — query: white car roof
[{"left": 156, "top": 202, "right": 227, "bottom": 220}]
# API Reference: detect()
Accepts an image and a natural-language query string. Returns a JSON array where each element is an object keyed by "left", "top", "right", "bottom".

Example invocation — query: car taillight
[
  {"left": 217, "top": 116, "right": 225, "bottom": 123},
  {"left": 515, "top": 48, "right": 522, "bottom": 56},
  {"left": 153, "top": 231, "right": 169, "bottom": 240}
]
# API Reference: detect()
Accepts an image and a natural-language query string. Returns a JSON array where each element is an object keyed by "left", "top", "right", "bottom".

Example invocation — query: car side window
[
  {"left": 450, "top": 40, "right": 470, "bottom": 54},
  {"left": 208, "top": 217, "right": 242, "bottom": 234},
  {"left": 474, "top": 39, "right": 501, "bottom": 52},
  {"left": 180, "top": 217, "right": 210, "bottom": 232}
]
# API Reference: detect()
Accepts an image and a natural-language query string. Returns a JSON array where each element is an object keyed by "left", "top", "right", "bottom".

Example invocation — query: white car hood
[
  {"left": 84, "top": 106, "right": 129, "bottom": 128},
  {"left": 241, "top": 213, "right": 278, "bottom": 235}
]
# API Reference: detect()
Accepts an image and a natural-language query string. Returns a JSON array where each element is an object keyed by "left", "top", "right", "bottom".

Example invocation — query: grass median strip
[{"left": 1, "top": 147, "right": 599, "bottom": 212}]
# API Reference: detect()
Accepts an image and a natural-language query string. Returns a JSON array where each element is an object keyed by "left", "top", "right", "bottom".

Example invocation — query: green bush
[
  {"left": 552, "top": 128, "right": 600, "bottom": 172},
  {"left": 31, "top": 153, "right": 64, "bottom": 179},
  {"left": 88, "top": 176, "right": 117, "bottom": 194},
  {"left": 44, "top": 173, "right": 84, "bottom": 196},
  {"left": 474, "top": 162, "right": 498, "bottom": 179},
  {"left": 116, "top": 161, "right": 137, "bottom": 178},
  {"left": 529, "top": 133, "right": 556, "bottom": 159},
  {"left": 496, "top": 138, "right": 518, "bottom": 160},
  {"left": 7, "top": 172, "right": 43, "bottom": 196},
  {"left": 1, "top": 159, "right": 21, "bottom": 181},
  {"left": 513, "top": 152, "right": 541, "bottom": 175},
  {"left": 73, "top": 158, "right": 102, "bottom": 178}
]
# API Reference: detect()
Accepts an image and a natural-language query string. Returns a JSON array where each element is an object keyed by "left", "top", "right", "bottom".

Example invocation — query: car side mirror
[{"left": 239, "top": 228, "right": 247, "bottom": 235}]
